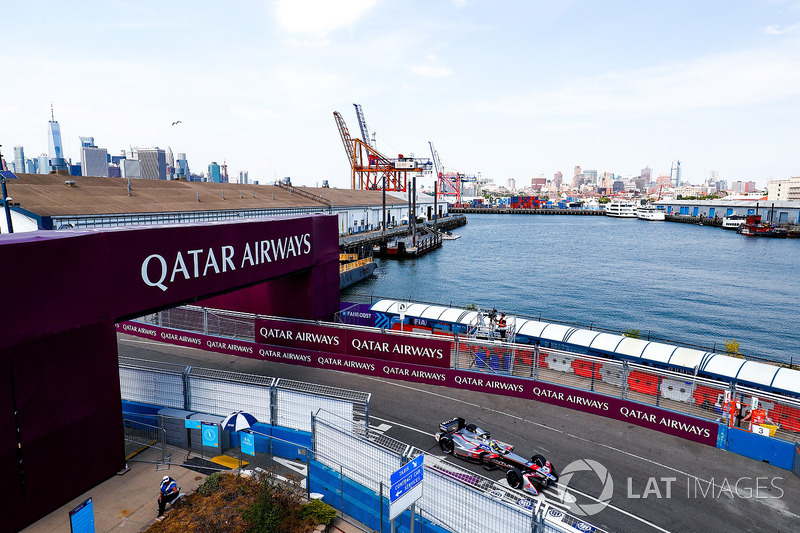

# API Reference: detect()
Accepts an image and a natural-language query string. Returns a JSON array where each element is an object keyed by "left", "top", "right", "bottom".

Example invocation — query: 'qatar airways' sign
[
  {"left": 255, "top": 317, "right": 450, "bottom": 368},
  {"left": 141, "top": 233, "right": 312, "bottom": 292}
]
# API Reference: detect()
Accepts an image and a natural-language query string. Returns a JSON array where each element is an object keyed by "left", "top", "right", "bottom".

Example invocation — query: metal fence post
[
  {"left": 270, "top": 382, "right": 278, "bottom": 426},
  {"left": 183, "top": 366, "right": 192, "bottom": 411},
  {"left": 621, "top": 361, "right": 629, "bottom": 400},
  {"left": 203, "top": 308, "right": 209, "bottom": 335}
]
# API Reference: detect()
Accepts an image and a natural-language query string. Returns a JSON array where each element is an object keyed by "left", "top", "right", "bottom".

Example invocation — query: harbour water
[{"left": 342, "top": 214, "right": 800, "bottom": 364}]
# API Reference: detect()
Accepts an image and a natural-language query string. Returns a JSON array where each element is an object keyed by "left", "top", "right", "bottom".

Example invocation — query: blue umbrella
[{"left": 221, "top": 411, "right": 258, "bottom": 432}]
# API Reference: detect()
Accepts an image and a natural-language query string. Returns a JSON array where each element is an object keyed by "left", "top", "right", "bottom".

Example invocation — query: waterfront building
[
  {"left": 0, "top": 174, "right": 444, "bottom": 236},
  {"left": 768, "top": 176, "right": 800, "bottom": 201},
  {"left": 133, "top": 147, "right": 167, "bottom": 180},
  {"left": 670, "top": 160, "right": 681, "bottom": 188}
]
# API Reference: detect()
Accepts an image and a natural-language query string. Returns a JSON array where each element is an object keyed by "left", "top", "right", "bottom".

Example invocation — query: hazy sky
[{"left": 4, "top": 1, "right": 800, "bottom": 189}]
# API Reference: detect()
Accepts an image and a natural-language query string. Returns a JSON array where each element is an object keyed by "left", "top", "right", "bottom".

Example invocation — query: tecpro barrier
[{"left": 119, "top": 320, "right": 719, "bottom": 447}]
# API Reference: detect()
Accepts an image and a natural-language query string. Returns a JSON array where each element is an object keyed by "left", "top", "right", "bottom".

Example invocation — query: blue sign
[
  {"left": 390, "top": 467, "right": 423, "bottom": 502},
  {"left": 202, "top": 424, "right": 219, "bottom": 447},
  {"left": 185, "top": 419, "right": 201, "bottom": 430},
  {"left": 241, "top": 432, "right": 255, "bottom": 456},
  {"left": 69, "top": 497, "right": 95, "bottom": 533},
  {"left": 390, "top": 455, "right": 424, "bottom": 485}
]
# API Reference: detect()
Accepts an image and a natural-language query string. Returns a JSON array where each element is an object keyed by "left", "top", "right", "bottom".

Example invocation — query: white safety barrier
[
  {"left": 660, "top": 378, "right": 695, "bottom": 403},
  {"left": 546, "top": 353, "right": 574, "bottom": 373}
]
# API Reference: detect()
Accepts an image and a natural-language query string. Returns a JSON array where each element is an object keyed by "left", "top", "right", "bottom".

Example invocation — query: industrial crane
[
  {"left": 429, "top": 141, "right": 462, "bottom": 203},
  {"left": 353, "top": 103, "right": 374, "bottom": 148},
  {"left": 333, "top": 107, "right": 429, "bottom": 192}
]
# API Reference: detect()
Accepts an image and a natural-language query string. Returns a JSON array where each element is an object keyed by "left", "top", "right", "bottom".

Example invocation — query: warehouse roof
[{"left": 4, "top": 173, "right": 408, "bottom": 217}]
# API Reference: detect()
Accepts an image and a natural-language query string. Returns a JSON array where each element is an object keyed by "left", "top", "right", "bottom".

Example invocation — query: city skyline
[{"left": 3, "top": 1, "right": 800, "bottom": 189}]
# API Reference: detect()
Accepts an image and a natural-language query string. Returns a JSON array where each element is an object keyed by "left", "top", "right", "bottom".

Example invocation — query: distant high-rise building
[
  {"left": 670, "top": 160, "right": 681, "bottom": 188},
  {"left": 506, "top": 178, "right": 516, "bottom": 191},
  {"left": 221, "top": 161, "right": 228, "bottom": 183},
  {"left": 79, "top": 136, "right": 95, "bottom": 148},
  {"left": 37, "top": 154, "right": 49, "bottom": 174},
  {"left": 239, "top": 170, "right": 249, "bottom": 184},
  {"left": 165, "top": 147, "right": 175, "bottom": 179},
  {"left": 553, "top": 172, "right": 563, "bottom": 189},
  {"left": 583, "top": 170, "right": 598, "bottom": 185},
  {"left": 641, "top": 166, "right": 652, "bottom": 183},
  {"left": 81, "top": 145, "right": 109, "bottom": 177},
  {"left": 13, "top": 146, "right": 25, "bottom": 174},
  {"left": 208, "top": 162, "right": 222, "bottom": 183},
  {"left": 175, "top": 153, "right": 190, "bottom": 180},
  {"left": 25, "top": 158, "right": 37, "bottom": 174},
  {"left": 133, "top": 147, "right": 167, "bottom": 179},
  {"left": 47, "top": 104, "right": 67, "bottom": 173}
]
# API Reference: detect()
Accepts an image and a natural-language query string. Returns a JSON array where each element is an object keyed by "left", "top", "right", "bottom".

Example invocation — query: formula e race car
[{"left": 435, "top": 417, "right": 558, "bottom": 496}]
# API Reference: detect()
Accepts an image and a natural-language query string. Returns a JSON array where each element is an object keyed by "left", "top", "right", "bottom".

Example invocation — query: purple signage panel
[
  {"left": 254, "top": 318, "right": 451, "bottom": 368},
  {"left": 119, "top": 322, "right": 718, "bottom": 447},
  {"left": 338, "top": 302, "right": 375, "bottom": 326}
]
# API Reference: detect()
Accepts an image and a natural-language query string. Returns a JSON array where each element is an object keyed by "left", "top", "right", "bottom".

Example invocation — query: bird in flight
[{"left": 172, "top": 120, "right": 182, "bottom": 126}]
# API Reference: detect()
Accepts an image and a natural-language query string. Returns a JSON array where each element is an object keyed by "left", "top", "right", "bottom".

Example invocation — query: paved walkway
[{"left": 21, "top": 447, "right": 369, "bottom": 533}]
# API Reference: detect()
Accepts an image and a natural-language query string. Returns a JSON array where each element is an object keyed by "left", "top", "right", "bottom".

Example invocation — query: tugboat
[{"left": 738, "top": 215, "right": 788, "bottom": 238}]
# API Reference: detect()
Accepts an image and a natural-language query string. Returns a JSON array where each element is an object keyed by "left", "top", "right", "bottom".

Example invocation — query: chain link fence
[{"left": 312, "top": 409, "right": 606, "bottom": 533}]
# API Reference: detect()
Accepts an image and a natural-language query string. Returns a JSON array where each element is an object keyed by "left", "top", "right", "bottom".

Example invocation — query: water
[{"left": 342, "top": 214, "right": 800, "bottom": 364}]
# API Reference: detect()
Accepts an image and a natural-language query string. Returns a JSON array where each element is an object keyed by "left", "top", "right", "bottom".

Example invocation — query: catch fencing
[
  {"left": 128, "top": 305, "right": 800, "bottom": 444},
  {"left": 312, "top": 409, "right": 605, "bottom": 533}
]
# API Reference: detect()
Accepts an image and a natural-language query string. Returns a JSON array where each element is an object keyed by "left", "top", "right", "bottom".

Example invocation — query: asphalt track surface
[{"left": 118, "top": 334, "right": 800, "bottom": 533}]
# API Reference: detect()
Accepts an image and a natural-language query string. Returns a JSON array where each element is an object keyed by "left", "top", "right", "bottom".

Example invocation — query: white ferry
[
  {"left": 722, "top": 214, "right": 748, "bottom": 230},
  {"left": 604, "top": 199, "right": 638, "bottom": 218},
  {"left": 636, "top": 204, "right": 665, "bottom": 221}
]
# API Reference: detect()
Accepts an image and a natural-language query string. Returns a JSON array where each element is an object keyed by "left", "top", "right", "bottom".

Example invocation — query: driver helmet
[{"left": 489, "top": 439, "right": 504, "bottom": 454}]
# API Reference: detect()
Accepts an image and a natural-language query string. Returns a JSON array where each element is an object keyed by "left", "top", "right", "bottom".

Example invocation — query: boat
[
  {"left": 737, "top": 215, "right": 788, "bottom": 238},
  {"left": 636, "top": 204, "right": 665, "bottom": 221},
  {"left": 339, "top": 253, "right": 376, "bottom": 289},
  {"left": 722, "top": 214, "right": 748, "bottom": 230},
  {"left": 440, "top": 230, "right": 461, "bottom": 240},
  {"left": 604, "top": 199, "right": 638, "bottom": 218}
]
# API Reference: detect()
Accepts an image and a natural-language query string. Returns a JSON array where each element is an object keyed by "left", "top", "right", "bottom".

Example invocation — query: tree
[
  {"left": 623, "top": 329, "right": 641, "bottom": 339},
  {"left": 724, "top": 339, "right": 742, "bottom": 358}
]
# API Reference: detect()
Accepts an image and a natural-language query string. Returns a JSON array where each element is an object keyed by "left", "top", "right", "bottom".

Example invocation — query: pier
[{"left": 339, "top": 214, "right": 467, "bottom": 253}]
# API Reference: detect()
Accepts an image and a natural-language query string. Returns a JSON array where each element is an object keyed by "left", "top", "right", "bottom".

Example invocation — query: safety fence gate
[{"left": 310, "top": 409, "right": 605, "bottom": 533}]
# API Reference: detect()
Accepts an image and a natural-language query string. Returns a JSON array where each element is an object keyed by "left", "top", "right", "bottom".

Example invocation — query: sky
[{"left": 3, "top": 0, "right": 800, "bottom": 190}]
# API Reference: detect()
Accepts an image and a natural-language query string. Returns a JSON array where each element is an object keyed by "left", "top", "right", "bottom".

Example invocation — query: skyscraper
[
  {"left": 175, "top": 153, "right": 190, "bottom": 180},
  {"left": 81, "top": 145, "right": 109, "bottom": 177},
  {"left": 47, "top": 104, "right": 66, "bottom": 172},
  {"left": 670, "top": 160, "right": 681, "bottom": 188},
  {"left": 133, "top": 148, "right": 167, "bottom": 179},
  {"left": 239, "top": 170, "right": 249, "bottom": 184},
  {"left": 13, "top": 146, "right": 25, "bottom": 174},
  {"left": 208, "top": 162, "right": 221, "bottom": 183}
]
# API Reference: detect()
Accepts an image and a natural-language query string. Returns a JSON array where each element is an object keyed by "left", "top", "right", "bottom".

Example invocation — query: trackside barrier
[
  {"left": 121, "top": 306, "right": 800, "bottom": 457},
  {"left": 722, "top": 428, "right": 795, "bottom": 470},
  {"left": 118, "top": 357, "right": 370, "bottom": 433},
  {"left": 793, "top": 443, "right": 800, "bottom": 480},
  {"left": 311, "top": 409, "right": 606, "bottom": 533}
]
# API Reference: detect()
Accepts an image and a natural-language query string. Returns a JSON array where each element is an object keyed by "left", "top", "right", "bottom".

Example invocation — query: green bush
[
  {"left": 299, "top": 499, "right": 337, "bottom": 525},
  {"left": 197, "top": 472, "right": 224, "bottom": 496}
]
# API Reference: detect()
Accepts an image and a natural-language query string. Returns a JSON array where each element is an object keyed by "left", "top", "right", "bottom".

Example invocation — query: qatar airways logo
[{"left": 141, "top": 233, "right": 311, "bottom": 291}]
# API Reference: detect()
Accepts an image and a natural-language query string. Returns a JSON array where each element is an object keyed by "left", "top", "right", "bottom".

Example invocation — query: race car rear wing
[{"left": 439, "top": 417, "right": 465, "bottom": 433}]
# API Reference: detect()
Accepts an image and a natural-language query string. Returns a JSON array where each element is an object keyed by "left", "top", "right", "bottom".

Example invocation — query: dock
[{"left": 339, "top": 214, "right": 467, "bottom": 253}]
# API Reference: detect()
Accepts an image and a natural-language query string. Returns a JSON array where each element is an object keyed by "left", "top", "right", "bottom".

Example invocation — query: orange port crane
[
  {"left": 333, "top": 109, "right": 425, "bottom": 192},
  {"left": 429, "top": 141, "right": 462, "bottom": 203}
]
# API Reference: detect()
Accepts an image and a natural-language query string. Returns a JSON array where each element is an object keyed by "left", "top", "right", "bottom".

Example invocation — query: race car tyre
[
  {"left": 506, "top": 467, "right": 523, "bottom": 489},
  {"left": 532, "top": 454, "right": 546, "bottom": 467},
  {"left": 440, "top": 437, "right": 454, "bottom": 454}
]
